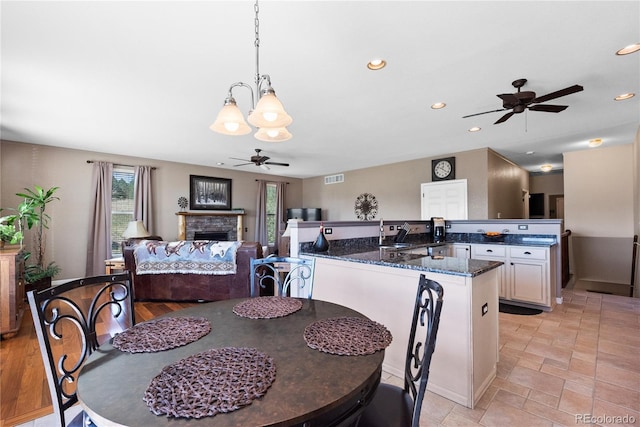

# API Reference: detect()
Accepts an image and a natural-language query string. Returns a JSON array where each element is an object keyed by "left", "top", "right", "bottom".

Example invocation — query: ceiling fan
[
  {"left": 231, "top": 148, "right": 289, "bottom": 170},
  {"left": 463, "top": 78, "right": 583, "bottom": 124}
]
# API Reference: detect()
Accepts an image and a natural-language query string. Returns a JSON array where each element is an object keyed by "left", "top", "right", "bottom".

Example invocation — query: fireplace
[
  {"left": 176, "top": 210, "right": 245, "bottom": 241},
  {"left": 194, "top": 231, "right": 229, "bottom": 241}
]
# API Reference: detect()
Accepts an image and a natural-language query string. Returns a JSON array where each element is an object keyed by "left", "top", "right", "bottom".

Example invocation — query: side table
[{"left": 104, "top": 257, "right": 125, "bottom": 275}]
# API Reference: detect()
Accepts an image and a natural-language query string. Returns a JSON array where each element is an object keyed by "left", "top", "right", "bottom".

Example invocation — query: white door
[{"left": 421, "top": 179, "right": 468, "bottom": 220}]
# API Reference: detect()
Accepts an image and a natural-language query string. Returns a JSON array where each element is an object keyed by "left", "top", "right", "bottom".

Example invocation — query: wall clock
[
  {"left": 354, "top": 193, "right": 378, "bottom": 220},
  {"left": 431, "top": 157, "right": 455, "bottom": 181}
]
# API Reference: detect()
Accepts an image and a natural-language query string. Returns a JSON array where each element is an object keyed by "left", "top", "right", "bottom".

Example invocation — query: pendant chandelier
[{"left": 210, "top": 0, "right": 292, "bottom": 142}]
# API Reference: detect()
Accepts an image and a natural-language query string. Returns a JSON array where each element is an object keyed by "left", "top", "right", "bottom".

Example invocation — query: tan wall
[
  {"left": 301, "top": 149, "right": 492, "bottom": 221},
  {"left": 564, "top": 143, "right": 635, "bottom": 288},
  {"left": 1, "top": 140, "right": 303, "bottom": 280},
  {"left": 530, "top": 172, "right": 564, "bottom": 219},
  {"left": 487, "top": 150, "right": 530, "bottom": 219}
]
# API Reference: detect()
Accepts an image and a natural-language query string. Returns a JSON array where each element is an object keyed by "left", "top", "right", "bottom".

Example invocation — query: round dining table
[{"left": 77, "top": 298, "right": 385, "bottom": 426}]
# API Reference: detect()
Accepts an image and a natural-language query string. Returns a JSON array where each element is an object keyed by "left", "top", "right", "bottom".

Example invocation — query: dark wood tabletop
[{"left": 77, "top": 298, "right": 384, "bottom": 426}]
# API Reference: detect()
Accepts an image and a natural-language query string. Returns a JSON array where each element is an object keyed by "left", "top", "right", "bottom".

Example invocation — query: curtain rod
[
  {"left": 255, "top": 179, "right": 289, "bottom": 184},
  {"left": 86, "top": 160, "right": 157, "bottom": 170}
]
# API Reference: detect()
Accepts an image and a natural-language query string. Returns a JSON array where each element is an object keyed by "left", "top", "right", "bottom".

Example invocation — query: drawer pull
[
  {"left": 486, "top": 249, "right": 493, "bottom": 253},
  {"left": 524, "top": 251, "right": 532, "bottom": 255}
]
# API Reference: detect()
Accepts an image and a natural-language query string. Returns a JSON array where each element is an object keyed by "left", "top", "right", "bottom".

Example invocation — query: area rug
[{"left": 499, "top": 303, "right": 542, "bottom": 315}]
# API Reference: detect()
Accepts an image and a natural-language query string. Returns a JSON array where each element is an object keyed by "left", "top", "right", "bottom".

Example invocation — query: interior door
[{"left": 421, "top": 179, "right": 468, "bottom": 220}]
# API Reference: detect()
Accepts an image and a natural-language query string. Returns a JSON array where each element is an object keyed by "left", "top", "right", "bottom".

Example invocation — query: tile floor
[{"left": 16, "top": 289, "right": 639, "bottom": 427}]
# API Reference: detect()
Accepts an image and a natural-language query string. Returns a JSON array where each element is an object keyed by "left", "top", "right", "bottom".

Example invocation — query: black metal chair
[
  {"left": 250, "top": 255, "right": 316, "bottom": 298},
  {"left": 27, "top": 272, "right": 135, "bottom": 427},
  {"left": 357, "top": 274, "right": 444, "bottom": 427}
]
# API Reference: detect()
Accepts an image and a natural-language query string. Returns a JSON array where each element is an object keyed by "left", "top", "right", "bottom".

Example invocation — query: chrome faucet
[{"left": 379, "top": 219, "right": 385, "bottom": 245}]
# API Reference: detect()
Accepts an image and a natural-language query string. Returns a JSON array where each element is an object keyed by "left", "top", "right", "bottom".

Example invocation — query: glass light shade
[
  {"left": 540, "top": 164, "right": 553, "bottom": 172},
  {"left": 248, "top": 93, "right": 293, "bottom": 128},
  {"left": 122, "top": 220, "right": 151, "bottom": 238},
  {"left": 254, "top": 126, "right": 292, "bottom": 142},
  {"left": 210, "top": 103, "right": 252, "bottom": 135}
]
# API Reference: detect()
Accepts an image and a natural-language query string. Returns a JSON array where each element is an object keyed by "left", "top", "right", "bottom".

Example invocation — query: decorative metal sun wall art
[{"left": 354, "top": 193, "right": 378, "bottom": 220}]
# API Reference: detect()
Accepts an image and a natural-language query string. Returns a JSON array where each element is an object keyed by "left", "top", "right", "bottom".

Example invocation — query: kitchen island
[{"left": 300, "top": 245, "right": 503, "bottom": 409}]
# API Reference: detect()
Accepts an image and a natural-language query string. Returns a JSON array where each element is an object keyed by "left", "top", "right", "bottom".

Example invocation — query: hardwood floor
[{"left": 0, "top": 300, "right": 197, "bottom": 427}]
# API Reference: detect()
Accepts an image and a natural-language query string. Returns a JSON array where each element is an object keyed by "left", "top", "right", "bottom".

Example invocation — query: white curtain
[
  {"left": 134, "top": 166, "right": 154, "bottom": 233},
  {"left": 86, "top": 162, "right": 113, "bottom": 275}
]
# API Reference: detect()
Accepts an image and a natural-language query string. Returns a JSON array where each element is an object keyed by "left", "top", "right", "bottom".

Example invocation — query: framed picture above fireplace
[{"left": 189, "top": 175, "right": 232, "bottom": 210}]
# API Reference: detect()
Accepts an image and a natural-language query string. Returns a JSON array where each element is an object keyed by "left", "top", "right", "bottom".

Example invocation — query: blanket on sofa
[{"left": 134, "top": 240, "right": 241, "bottom": 275}]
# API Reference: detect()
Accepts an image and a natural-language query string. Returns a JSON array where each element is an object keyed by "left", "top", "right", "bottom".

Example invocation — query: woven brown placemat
[
  {"left": 144, "top": 347, "right": 276, "bottom": 419},
  {"left": 233, "top": 296, "right": 303, "bottom": 319},
  {"left": 304, "top": 316, "right": 393, "bottom": 356},
  {"left": 112, "top": 317, "right": 211, "bottom": 353}
]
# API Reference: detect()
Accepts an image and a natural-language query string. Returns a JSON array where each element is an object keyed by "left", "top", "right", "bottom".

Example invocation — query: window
[
  {"left": 111, "top": 167, "right": 134, "bottom": 256},
  {"left": 266, "top": 183, "right": 277, "bottom": 246}
]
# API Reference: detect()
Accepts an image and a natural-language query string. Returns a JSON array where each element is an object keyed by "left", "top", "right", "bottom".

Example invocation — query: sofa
[{"left": 123, "top": 240, "right": 263, "bottom": 301}]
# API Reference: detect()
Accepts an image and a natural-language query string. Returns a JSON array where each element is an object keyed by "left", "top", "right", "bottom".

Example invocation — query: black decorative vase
[{"left": 313, "top": 225, "right": 330, "bottom": 252}]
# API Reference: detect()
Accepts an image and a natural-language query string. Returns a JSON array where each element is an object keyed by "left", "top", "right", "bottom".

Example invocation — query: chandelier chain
[{"left": 254, "top": 0, "right": 261, "bottom": 88}]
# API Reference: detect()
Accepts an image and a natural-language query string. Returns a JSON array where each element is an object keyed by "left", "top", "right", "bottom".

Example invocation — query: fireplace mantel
[{"left": 176, "top": 210, "right": 246, "bottom": 241}]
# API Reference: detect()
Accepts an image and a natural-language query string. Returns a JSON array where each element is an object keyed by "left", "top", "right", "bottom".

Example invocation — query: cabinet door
[
  {"left": 471, "top": 245, "right": 507, "bottom": 298},
  {"left": 509, "top": 260, "right": 547, "bottom": 305},
  {"left": 420, "top": 180, "right": 468, "bottom": 220},
  {"left": 452, "top": 244, "right": 470, "bottom": 258}
]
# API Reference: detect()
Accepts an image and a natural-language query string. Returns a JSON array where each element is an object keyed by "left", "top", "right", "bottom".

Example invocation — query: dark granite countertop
[{"left": 302, "top": 246, "right": 503, "bottom": 278}]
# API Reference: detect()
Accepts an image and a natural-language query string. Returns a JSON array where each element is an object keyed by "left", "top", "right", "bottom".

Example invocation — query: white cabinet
[
  {"left": 420, "top": 180, "right": 468, "bottom": 220},
  {"left": 508, "top": 247, "right": 549, "bottom": 306},
  {"left": 451, "top": 243, "right": 470, "bottom": 258},
  {"left": 471, "top": 244, "right": 554, "bottom": 309},
  {"left": 471, "top": 245, "right": 507, "bottom": 299}
]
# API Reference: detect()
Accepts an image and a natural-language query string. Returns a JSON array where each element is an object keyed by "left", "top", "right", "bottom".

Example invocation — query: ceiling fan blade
[
  {"left": 494, "top": 111, "right": 515, "bottom": 124},
  {"left": 462, "top": 108, "right": 507, "bottom": 118},
  {"left": 528, "top": 104, "right": 568, "bottom": 113},
  {"left": 230, "top": 157, "right": 251, "bottom": 162},
  {"left": 233, "top": 162, "right": 253, "bottom": 167},
  {"left": 264, "top": 161, "right": 290, "bottom": 167},
  {"left": 532, "top": 84, "right": 583, "bottom": 103}
]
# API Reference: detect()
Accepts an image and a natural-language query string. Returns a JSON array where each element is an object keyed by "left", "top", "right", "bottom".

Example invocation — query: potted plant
[
  {"left": 0, "top": 215, "right": 20, "bottom": 248},
  {"left": 12, "top": 186, "right": 61, "bottom": 290}
]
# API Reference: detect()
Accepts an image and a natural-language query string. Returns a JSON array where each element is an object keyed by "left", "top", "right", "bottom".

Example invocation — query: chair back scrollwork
[
  {"left": 405, "top": 274, "right": 444, "bottom": 426},
  {"left": 27, "top": 272, "right": 135, "bottom": 427},
  {"left": 250, "top": 256, "right": 316, "bottom": 298}
]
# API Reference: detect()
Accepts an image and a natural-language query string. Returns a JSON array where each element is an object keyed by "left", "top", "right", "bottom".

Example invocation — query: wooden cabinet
[{"left": 0, "top": 246, "right": 26, "bottom": 338}]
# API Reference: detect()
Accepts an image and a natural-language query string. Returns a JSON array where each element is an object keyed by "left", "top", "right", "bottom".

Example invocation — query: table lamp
[{"left": 122, "top": 220, "right": 151, "bottom": 239}]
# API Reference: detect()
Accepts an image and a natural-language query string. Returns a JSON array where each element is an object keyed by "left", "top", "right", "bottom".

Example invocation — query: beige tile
[
  {"left": 558, "top": 388, "right": 593, "bottom": 415},
  {"left": 523, "top": 398, "right": 584, "bottom": 426},
  {"left": 596, "top": 361, "right": 640, "bottom": 392},
  {"left": 528, "top": 389, "right": 561, "bottom": 408},
  {"left": 507, "top": 366, "right": 565, "bottom": 397},
  {"left": 594, "top": 380, "right": 640, "bottom": 412},
  {"left": 592, "top": 398, "right": 640, "bottom": 427},
  {"left": 480, "top": 400, "right": 553, "bottom": 427},
  {"left": 525, "top": 340, "right": 573, "bottom": 365},
  {"left": 568, "top": 357, "right": 596, "bottom": 377},
  {"left": 493, "top": 389, "right": 527, "bottom": 409}
]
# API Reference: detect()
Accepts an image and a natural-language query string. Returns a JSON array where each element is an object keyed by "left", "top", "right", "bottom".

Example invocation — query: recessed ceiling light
[
  {"left": 616, "top": 43, "right": 640, "bottom": 55},
  {"left": 588, "top": 138, "right": 603, "bottom": 148},
  {"left": 367, "top": 59, "right": 386, "bottom": 70},
  {"left": 526, "top": 151, "right": 535, "bottom": 155},
  {"left": 614, "top": 92, "right": 635, "bottom": 101},
  {"left": 217, "top": 162, "right": 225, "bottom": 166},
  {"left": 468, "top": 127, "right": 481, "bottom": 132},
  {"left": 431, "top": 102, "right": 446, "bottom": 109},
  {"left": 540, "top": 164, "right": 553, "bottom": 172}
]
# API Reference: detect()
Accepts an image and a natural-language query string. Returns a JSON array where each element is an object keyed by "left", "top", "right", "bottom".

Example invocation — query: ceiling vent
[{"left": 324, "top": 174, "right": 344, "bottom": 185}]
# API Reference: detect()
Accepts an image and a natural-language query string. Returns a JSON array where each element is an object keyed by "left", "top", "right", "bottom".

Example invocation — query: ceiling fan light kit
[{"left": 210, "top": 0, "right": 292, "bottom": 142}]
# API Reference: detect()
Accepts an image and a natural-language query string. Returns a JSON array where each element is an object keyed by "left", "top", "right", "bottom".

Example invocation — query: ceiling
[{"left": 1, "top": 1, "right": 638, "bottom": 179}]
